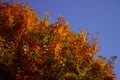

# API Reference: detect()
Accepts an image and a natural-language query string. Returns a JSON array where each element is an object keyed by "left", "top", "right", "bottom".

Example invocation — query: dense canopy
[{"left": 0, "top": 1, "right": 116, "bottom": 80}]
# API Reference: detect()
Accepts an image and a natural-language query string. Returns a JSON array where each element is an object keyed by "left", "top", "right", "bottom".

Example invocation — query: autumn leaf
[{"left": 0, "top": 0, "right": 116, "bottom": 80}]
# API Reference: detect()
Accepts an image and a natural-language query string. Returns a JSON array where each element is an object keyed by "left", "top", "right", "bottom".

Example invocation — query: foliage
[{"left": 0, "top": 1, "right": 117, "bottom": 80}]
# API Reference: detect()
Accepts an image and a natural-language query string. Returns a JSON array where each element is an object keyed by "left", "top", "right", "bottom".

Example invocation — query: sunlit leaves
[{"left": 0, "top": 0, "right": 117, "bottom": 80}]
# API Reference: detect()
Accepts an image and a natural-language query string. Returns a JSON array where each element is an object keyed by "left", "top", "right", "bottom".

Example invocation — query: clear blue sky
[{"left": 24, "top": 0, "right": 120, "bottom": 79}]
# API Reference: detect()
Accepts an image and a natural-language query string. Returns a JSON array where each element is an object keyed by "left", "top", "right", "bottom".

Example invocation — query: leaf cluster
[{"left": 0, "top": 1, "right": 117, "bottom": 80}]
